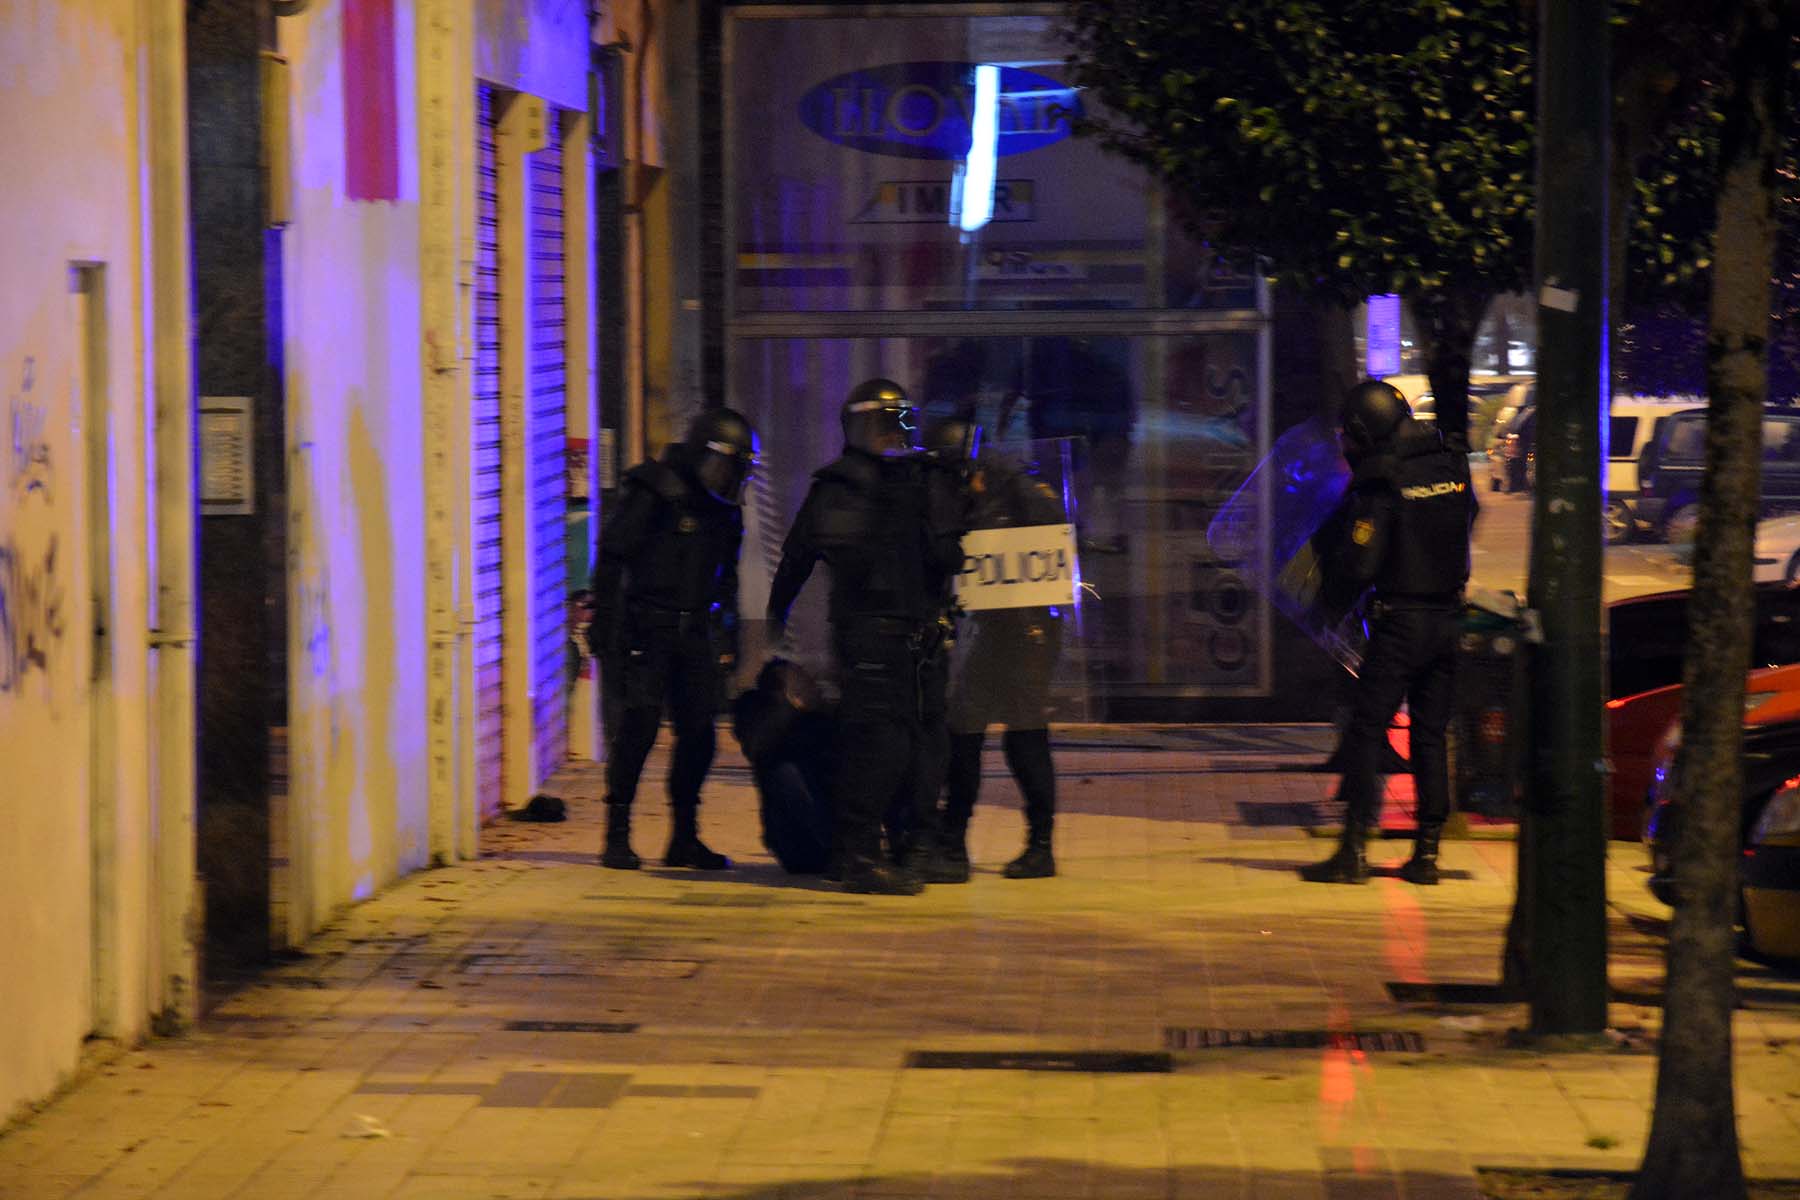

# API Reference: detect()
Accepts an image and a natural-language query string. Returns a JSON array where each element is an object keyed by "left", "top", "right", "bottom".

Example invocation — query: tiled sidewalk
[{"left": 4, "top": 726, "right": 1799, "bottom": 1199}]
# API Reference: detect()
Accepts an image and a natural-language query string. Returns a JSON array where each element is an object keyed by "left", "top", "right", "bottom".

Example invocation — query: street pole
[{"left": 1522, "top": 0, "right": 1611, "bottom": 1032}]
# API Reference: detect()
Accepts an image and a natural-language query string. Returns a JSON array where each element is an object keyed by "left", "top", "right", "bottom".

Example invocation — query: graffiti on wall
[
  {"left": 10, "top": 356, "right": 53, "bottom": 500},
  {"left": 0, "top": 534, "right": 65, "bottom": 694},
  {"left": 288, "top": 432, "right": 333, "bottom": 681},
  {"left": 2, "top": 355, "right": 66, "bottom": 697}
]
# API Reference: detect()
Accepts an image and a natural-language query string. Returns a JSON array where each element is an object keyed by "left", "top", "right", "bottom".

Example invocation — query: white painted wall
[
  {"left": 277, "top": 1, "right": 434, "bottom": 939},
  {"left": 272, "top": 0, "right": 594, "bottom": 942},
  {"left": 476, "top": 0, "right": 590, "bottom": 112},
  {"left": 0, "top": 0, "right": 597, "bottom": 1122},
  {"left": 0, "top": 0, "right": 178, "bottom": 1123}
]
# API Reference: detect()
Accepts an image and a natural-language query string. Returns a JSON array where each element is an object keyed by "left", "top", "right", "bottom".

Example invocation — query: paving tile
[{"left": 4, "top": 733, "right": 1800, "bottom": 1198}]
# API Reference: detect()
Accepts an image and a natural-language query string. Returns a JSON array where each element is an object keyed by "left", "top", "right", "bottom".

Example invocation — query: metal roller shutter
[
  {"left": 529, "top": 110, "right": 569, "bottom": 783},
  {"left": 473, "top": 85, "right": 505, "bottom": 824}
]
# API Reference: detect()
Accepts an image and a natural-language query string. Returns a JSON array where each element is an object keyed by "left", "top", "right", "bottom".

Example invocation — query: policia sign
[{"left": 954, "top": 524, "right": 1079, "bottom": 611}]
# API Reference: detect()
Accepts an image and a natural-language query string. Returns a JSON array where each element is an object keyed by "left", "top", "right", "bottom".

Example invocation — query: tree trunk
[
  {"left": 1410, "top": 289, "right": 1488, "bottom": 454},
  {"left": 1517, "top": 0, "right": 1610, "bottom": 1034},
  {"left": 1630, "top": 6, "right": 1789, "bottom": 1198}
]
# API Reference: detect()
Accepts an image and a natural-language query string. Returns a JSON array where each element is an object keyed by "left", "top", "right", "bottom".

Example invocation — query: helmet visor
[
  {"left": 846, "top": 401, "right": 919, "bottom": 455},
  {"left": 698, "top": 434, "right": 760, "bottom": 504}
]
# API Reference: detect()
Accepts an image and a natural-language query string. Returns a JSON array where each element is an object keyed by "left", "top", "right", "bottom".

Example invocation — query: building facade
[
  {"left": 2, "top": 0, "right": 1353, "bottom": 1126},
  {"left": 1, "top": 0, "right": 198, "bottom": 1126},
  {"left": 0, "top": 0, "right": 627, "bottom": 1124},
  {"left": 712, "top": 2, "right": 1344, "bottom": 719}
]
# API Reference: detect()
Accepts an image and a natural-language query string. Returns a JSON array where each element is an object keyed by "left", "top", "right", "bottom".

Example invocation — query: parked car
[
  {"left": 1637, "top": 407, "right": 1800, "bottom": 542},
  {"left": 1486, "top": 404, "right": 1536, "bottom": 493},
  {"left": 1604, "top": 584, "right": 1800, "bottom": 841},
  {"left": 1643, "top": 715, "right": 1800, "bottom": 962},
  {"left": 1410, "top": 393, "right": 1480, "bottom": 430},
  {"left": 1754, "top": 512, "right": 1800, "bottom": 585},
  {"left": 1606, "top": 396, "right": 1702, "bottom": 544}
]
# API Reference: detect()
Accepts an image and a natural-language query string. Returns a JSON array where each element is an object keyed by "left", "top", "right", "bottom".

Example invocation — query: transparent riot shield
[
  {"left": 1206, "top": 416, "right": 1370, "bottom": 674},
  {"left": 948, "top": 436, "right": 1098, "bottom": 726}
]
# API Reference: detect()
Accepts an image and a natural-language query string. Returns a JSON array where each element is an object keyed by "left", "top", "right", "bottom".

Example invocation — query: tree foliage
[
  {"left": 1065, "top": 0, "right": 1535, "bottom": 304},
  {"left": 1064, "top": 0, "right": 1536, "bottom": 445},
  {"left": 1617, "top": 23, "right": 1800, "bottom": 398}
]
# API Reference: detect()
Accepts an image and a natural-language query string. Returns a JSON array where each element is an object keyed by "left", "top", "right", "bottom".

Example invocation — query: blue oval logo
[{"left": 798, "top": 62, "right": 1082, "bottom": 160}]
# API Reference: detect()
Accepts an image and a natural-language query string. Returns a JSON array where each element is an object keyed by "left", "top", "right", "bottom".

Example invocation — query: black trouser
[
  {"left": 602, "top": 617, "right": 720, "bottom": 821},
  {"left": 944, "top": 726, "right": 1055, "bottom": 839},
  {"left": 832, "top": 622, "right": 941, "bottom": 868},
  {"left": 888, "top": 646, "right": 949, "bottom": 861},
  {"left": 1334, "top": 603, "right": 1458, "bottom": 833},
  {"left": 942, "top": 612, "right": 1059, "bottom": 841}
]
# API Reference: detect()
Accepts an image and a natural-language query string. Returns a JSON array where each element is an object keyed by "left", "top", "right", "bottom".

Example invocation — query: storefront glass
[
  {"left": 727, "top": 5, "right": 1274, "bottom": 707},
  {"left": 734, "top": 332, "right": 1270, "bottom": 703}
]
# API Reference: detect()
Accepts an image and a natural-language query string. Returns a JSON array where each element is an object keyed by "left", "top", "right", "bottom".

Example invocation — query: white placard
[{"left": 954, "top": 524, "right": 1078, "bottom": 611}]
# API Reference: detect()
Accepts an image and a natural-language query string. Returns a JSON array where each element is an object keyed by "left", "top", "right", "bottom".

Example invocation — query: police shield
[
  {"left": 948, "top": 437, "right": 1097, "bottom": 726},
  {"left": 1206, "top": 416, "right": 1369, "bottom": 674}
]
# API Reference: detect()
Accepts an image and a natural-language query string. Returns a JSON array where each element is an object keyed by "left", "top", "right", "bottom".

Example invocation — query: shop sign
[
  {"left": 798, "top": 62, "right": 1080, "bottom": 160},
  {"left": 854, "top": 179, "right": 1036, "bottom": 224}
]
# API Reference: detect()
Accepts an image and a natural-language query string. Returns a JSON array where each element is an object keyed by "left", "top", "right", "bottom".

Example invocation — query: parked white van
[{"left": 1610, "top": 395, "right": 1704, "bottom": 542}]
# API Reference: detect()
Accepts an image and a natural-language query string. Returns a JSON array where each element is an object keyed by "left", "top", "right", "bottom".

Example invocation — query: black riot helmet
[
  {"left": 1338, "top": 379, "right": 1411, "bottom": 460},
  {"left": 684, "top": 407, "right": 759, "bottom": 504},
  {"left": 923, "top": 416, "right": 983, "bottom": 465},
  {"left": 841, "top": 378, "right": 918, "bottom": 456}
]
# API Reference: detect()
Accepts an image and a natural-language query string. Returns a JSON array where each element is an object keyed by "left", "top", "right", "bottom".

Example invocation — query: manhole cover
[
  {"left": 459, "top": 954, "right": 701, "bottom": 979},
  {"left": 502, "top": 1020, "right": 638, "bottom": 1033},
  {"left": 1164, "top": 1028, "right": 1426, "bottom": 1052},
  {"left": 906, "top": 1051, "right": 1172, "bottom": 1073}
]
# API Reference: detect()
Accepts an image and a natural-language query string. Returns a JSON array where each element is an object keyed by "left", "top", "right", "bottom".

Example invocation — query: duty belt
[
  {"left": 1371, "top": 591, "right": 1462, "bottom": 618},
  {"left": 634, "top": 606, "right": 711, "bottom": 635},
  {"left": 850, "top": 615, "right": 933, "bottom": 639}
]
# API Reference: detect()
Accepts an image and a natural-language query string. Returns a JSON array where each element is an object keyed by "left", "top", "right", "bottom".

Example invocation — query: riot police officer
[
  {"left": 766, "top": 379, "right": 967, "bottom": 895},
  {"left": 1301, "top": 380, "right": 1477, "bottom": 885},
  {"left": 590, "top": 408, "right": 758, "bottom": 871},
  {"left": 924, "top": 420, "right": 1065, "bottom": 882}
]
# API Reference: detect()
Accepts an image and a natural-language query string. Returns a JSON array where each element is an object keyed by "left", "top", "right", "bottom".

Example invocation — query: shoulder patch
[
  {"left": 1398, "top": 480, "right": 1468, "bottom": 501},
  {"left": 1352, "top": 518, "right": 1375, "bottom": 546}
]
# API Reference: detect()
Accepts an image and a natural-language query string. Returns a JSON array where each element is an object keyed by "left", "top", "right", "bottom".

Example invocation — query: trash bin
[{"left": 1454, "top": 596, "right": 1529, "bottom": 818}]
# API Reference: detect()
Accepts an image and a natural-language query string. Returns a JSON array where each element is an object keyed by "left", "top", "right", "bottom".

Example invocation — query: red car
[{"left": 1605, "top": 586, "right": 1800, "bottom": 840}]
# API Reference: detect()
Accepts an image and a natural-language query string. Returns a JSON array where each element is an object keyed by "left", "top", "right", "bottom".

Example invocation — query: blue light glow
[
  {"left": 1599, "top": 292, "right": 1612, "bottom": 505},
  {"left": 958, "top": 65, "right": 1000, "bottom": 233},
  {"left": 1366, "top": 295, "right": 1401, "bottom": 378}
]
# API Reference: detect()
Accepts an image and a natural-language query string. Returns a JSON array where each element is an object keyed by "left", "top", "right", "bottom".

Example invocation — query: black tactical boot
[
  {"left": 916, "top": 810, "right": 971, "bottom": 884},
  {"left": 1299, "top": 824, "right": 1369, "bottom": 884},
  {"left": 1003, "top": 835, "right": 1056, "bottom": 879},
  {"left": 664, "top": 808, "right": 730, "bottom": 870},
  {"left": 1398, "top": 825, "right": 1442, "bottom": 885},
  {"left": 842, "top": 858, "right": 924, "bottom": 896},
  {"left": 917, "top": 834, "right": 971, "bottom": 884},
  {"left": 600, "top": 804, "right": 641, "bottom": 871}
]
